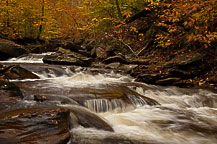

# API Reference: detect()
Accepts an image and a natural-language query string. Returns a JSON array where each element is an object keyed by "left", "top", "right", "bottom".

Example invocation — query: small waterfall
[
  {"left": 2, "top": 52, "right": 54, "bottom": 63},
  {"left": 84, "top": 98, "right": 134, "bottom": 113},
  {"left": 127, "top": 95, "right": 149, "bottom": 106}
]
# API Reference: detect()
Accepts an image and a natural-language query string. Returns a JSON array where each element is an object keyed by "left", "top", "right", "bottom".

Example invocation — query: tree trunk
[
  {"left": 110, "top": 0, "right": 115, "bottom": 18},
  {"left": 6, "top": 0, "right": 10, "bottom": 28},
  {"left": 37, "top": 0, "right": 45, "bottom": 40},
  {"left": 115, "top": 0, "right": 123, "bottom": 20}
]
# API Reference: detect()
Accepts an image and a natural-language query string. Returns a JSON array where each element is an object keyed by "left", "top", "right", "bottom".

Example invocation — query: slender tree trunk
[
  {"left": 115, "top": 0, "right": 123, "bottom": 20},
  {"left": 110, "top": 0, "right": 115, "bottom": 18},
  {"left": 6, "top": 0, "right": 10, "bottom": 28},
  {"left": 37, "top": 0, "right": 45, "bottom": 40}
]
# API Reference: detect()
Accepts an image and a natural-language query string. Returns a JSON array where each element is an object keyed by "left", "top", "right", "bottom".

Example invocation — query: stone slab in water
[
  {"left": 60, "top": 104, "right": 114, "bottom": 132},
  {"left": 2, "top": 65, "right": 40, "bottom": 80},
  {"left": 0, "top": 108, "right": 71, "bottom": 144}
]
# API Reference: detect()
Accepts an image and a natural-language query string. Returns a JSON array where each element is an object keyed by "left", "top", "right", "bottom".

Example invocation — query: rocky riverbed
[{"left": 0, "top": 38, "right": 217, "bottom": 144}]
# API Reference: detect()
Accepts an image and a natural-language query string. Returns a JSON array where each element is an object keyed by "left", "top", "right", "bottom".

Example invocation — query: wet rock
[
  {"left": 117, "top": 64, "right": 138, "bottom": 74},
  {"left": 29, "top": 44, "right": 47, "bottom": 54},
  {"left": 43, "top": 47, "right": 92, "bottom": 66},
  {"left": 34, "top": 95, "right": 48, "bottom": 102},
  {"left": 0, "top": 80, "right": 22, "bottom": 92},
  {"left": 71, "top": 132, "right": 151, "bottom": 144},
  {"left": 60, "top": 104, "right": 114, "bottom": 132},
  {"left": 0, "top": 80, "right": 23, "bottom": 112},
  {"left": 156, "top": 78, "right": 181, "bottom": 86},
  {"left": 206, "top": 76, "right": 217, "bottom": 84},
  {"left": 67, "top": 85, "right": 159, "bottom": 112},
  {"left": 2, "top": 65, "right": 40, "bottom": 80},
  {"left": 0, "top": 39, "right": 27, "bottom": 60},
  {"left": 0, "top": 108, "right": 71, "bottom": 144},
  {"left": 91, "top": 47, "right": 107, "bottom": 59},
  {"left": 103, "top": 55, "right": 128, "bottom": 64},
  {"left": 135, "top": 73, "right": 164, "bottom": 84},
  {"left": 47, "top": 39, "right": 84, "bottom": 52},
  {"left": 64, "top": 41, "right": 82, "bottom": 52},
  {"left": 105, "top": 46, "right": 116, "bottom": 57},
  {"left": 91, "top": 63, "right": 106, "bottom": 69},
  {"left": 165, "top": 53, "right": 206, "bottom": 78},
  {"left": 105, "top": 62, "right": 121, "bottom": 69},
  {"left": 174, "top": 79, "right": 194, "bottom": 88}
]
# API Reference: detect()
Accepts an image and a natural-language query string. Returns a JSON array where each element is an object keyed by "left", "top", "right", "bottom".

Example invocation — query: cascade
[{"left": 1, "top": 53, "right": 217, "bottom": 144}]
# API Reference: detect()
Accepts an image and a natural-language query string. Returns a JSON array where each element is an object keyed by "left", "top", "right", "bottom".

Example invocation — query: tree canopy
[{"left": 0, "top": 0, "right": 216, "bottom": 50}]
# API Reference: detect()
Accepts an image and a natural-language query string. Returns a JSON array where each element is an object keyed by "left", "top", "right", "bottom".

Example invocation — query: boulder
[
  {"left": 103, "top": 55, "right": 128, "bottom": 64},
  {"left": 165, "top": 52, "right": 206, "bottom": 78},
  {"left": 0, "top": 39, "right": 27, "bottom": 60},
  {"left": 2, "top": 65, "right": 40, "bottom": 80},
  {"left": 0, "top": 108, "right": 71, "bottom": 144},
  {"left": 43, "top": 47, "right": 92, "bottom": 66},
  {"left": 118, "top": 64, "right": 138, "bottom": 74},
  {"left": 60, "top": 104, "right": 114, "bottom": 132},
  {"left": 96, "top": 47, "right": 107, "bottom": 59},
  {"left": 64, "top": 41, "right": 81, "bottom": 52},
  {"left": 91, "top": 47, "right": 107, "bottom": 59},
  {"left": 135, "top": 73, "right": 165, "bottom": 84},
  {"left": 105, "top": 62, "right": 121, "bottom": 69}
]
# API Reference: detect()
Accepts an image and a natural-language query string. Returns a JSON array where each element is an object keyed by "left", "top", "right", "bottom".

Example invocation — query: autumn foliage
[
  {"left": 0, "top": 0, "right": 216, "bottom": 52},
  {"left": 0, "top": 0, "right": 87, "bottom": 39}
]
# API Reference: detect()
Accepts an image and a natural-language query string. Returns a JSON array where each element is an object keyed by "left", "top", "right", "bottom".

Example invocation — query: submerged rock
[
  {"left": 43, "top": 47, "right": 92, "bottom": 66},
  {"left": 0, "top": 39, "right": 27, "bottom": 60}
]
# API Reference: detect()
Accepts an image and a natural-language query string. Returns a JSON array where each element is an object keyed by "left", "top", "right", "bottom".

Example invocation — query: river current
[{"left": 2, "top": 53, "right": 217, "bottom": 144}]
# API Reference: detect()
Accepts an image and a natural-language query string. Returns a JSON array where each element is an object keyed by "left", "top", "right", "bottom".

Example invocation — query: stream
[{"left": 1, "top": 53, "right": 217, "bottom": 144}]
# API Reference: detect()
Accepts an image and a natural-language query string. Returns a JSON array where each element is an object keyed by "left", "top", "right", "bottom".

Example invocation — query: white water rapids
[{"left": 2, "top": 54, "right": 217, "bottom": 144}]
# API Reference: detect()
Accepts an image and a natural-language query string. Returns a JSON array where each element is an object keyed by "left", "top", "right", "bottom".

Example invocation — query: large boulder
[
  {"left": 0, "top": 39, "right": 27, "bottom": 60},
  {"left": 43, "top": 47, "right": 92, "bottom": 66},
  {"left": 165, "top": 52, "right": 206, "bottom": 78},
  {"left": 0, "top": 107, "right": 71, "bottom": 144},
  {"left": 1, "top": 65, "right": 40, "bottom": 80},
  {"left": 0, "top": 79, "right": 71, "bottom": 144},
  {"left": 60, "top": 104, "right": 114, "bottom": 132}
]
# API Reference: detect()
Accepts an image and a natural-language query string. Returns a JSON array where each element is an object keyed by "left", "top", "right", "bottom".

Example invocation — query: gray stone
[
  {"left": 0, "top": 39, "right": 27, "bottom": 60},
  {"left": 43, "top": 47, "right": 92, "bottom": 66}
]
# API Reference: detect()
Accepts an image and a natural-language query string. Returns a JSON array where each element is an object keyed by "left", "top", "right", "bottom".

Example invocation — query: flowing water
[{"left": 1, "top": 53, "right": 217, "bottom": 144}]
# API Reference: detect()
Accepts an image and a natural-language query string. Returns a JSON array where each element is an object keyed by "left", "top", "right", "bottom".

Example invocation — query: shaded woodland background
[{"left": 0, "top": 0, "right": 216, "bottom": 51}]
